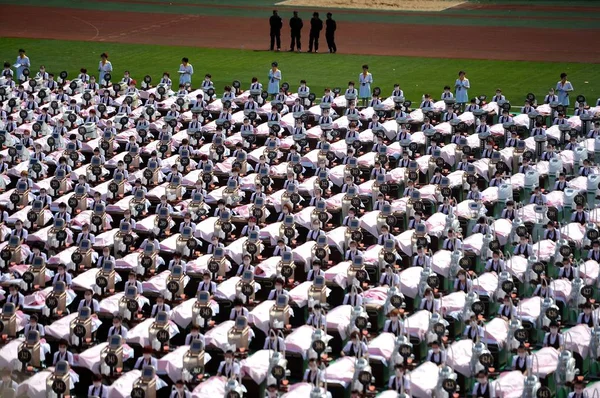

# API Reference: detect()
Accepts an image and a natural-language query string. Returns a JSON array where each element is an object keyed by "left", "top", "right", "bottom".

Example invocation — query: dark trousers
[
  {"left": 290, "top": 31, "right": 301, "bottom": 50},
  {"left": 308, "top": 32, "right": 320, "bottom": 51},
  {"left": 326, "top": 32, "right": 336, "bottom": 53},
  {"left": 270, "top": 31, "right": 281, "bottom": 50}
]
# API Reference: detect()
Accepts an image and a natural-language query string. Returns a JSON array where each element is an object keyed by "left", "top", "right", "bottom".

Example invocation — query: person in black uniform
[
  {"left": 577, "top": 302, "right": 594, "bottom": 327},
  {"left": 289, "top": 11, "right": 303, "bottom": 52},
  {"left": 543, "top": 321, "right": 563, "bottom": 349},
  {"left": 426, "top": 340, "right": 445, "bottom": 366},
  {"left": 87, "top": 374, "right": 108, "bottom": 398},
  {"left": 472, "top": 370, "right": 493, "bottom": 398},
  {"left": 325, "top": 12, "right": 337, "bottom": 53},
  {"left": 512, "top": 345, "right": 530, "bottom": 374},
  {"left": 308, "top": 12, "right": 323, "bottom": 53},
  {"left": 569, "top": 380, "right": 586, "bottom": 398},
  {"left": 269, "top": 10, "right": 283, "bottom": 51},
  {"left": 341, "top": 331, "right": 368, "bottom": 358},
  {"left": 1, "top": 369, "right": 18, "bottom": 393},
  {"left": 464, "top": 315, "right": 484, "bottom": 342},
  {"left": 388, "top": 364, "right": 410, "bottom": 393}
]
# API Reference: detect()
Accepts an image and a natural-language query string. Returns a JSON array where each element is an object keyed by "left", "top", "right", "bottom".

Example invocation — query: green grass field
[{"left": 1, "top": 38, "right": 599, "bottom": 105}]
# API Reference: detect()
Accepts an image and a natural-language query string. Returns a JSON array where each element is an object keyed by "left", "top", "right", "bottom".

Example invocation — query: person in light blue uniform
[
  {"left": 358, "top": 64, "right": 372, "bottom": 106},
  {"left": 98, "top": 52, "right": 113, "bottom": 86},
  {"left": 556, "top": 72, "right": 574, "bottom": 106},
  {"left": 14, "top": 49, "right": 30, "bottom": 83},
  {"left": 178, "top": 57, "right": 194, "bottom": 86},
  {"left": 268, "top": 61, "right": 281, "bottom": 97},
  {"left": 455, "top": 70, "right": 470, "bottom": 109}
]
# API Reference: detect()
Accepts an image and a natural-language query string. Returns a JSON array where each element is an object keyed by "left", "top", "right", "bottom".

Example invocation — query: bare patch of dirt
[{"left": 276, "top": 0, "right": 465, "bottom": 12}]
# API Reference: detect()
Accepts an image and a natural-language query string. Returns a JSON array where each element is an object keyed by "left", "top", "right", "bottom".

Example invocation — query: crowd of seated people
[{"left": 1, "top": 58, "right": 600, "bottom": 398}]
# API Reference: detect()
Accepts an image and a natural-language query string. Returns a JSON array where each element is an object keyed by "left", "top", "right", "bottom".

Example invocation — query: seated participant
[
  {"left": 87, "top": 374, "right": 108, "bottom": 398},
  {"left": 217, "top": 350, "right": 240, "bottom": 378},
  {"left": 134, "top": 346, "right": 158, "bottom": 370},
  {"left": 185, "top": 325, "right": 205, "bottom": 346},
  {"left": 53, "top": 339, "right": 74, "bottom": 366},
  {"left": 108, "top": 316, "right": 128, "bottom": 339}
]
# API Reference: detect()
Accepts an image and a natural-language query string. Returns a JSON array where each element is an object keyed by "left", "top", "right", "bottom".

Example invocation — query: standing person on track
[
  {"left": 269, "top": 10, "right": 283, "bottom": 52},
  {"left": 325, "top": 12, "right": 337, "bottom": 53},
  {"left": 289, "top": 11, "right": 303, "bottom": 53},
  {"left": 308, "top": 12, "right": 323, "bottom": 53},
  {"left": 97, "top": 52, "right": 112, "bottom": 87}
]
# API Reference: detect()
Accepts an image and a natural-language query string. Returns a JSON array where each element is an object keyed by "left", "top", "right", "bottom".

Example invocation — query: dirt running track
[{"left": 1, "top": 5, "right": 599, "bottom": 63}]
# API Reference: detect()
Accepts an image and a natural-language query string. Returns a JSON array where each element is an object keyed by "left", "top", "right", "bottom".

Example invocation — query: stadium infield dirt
[
  {"left": 50, "top": 0, "right": 600, "bottom": 22},
  {"left": 1, "top": 4, "right": 599, "bottom": 63},
  {"left": 452, "top": 2, "right": 600, "bottom": 12}
]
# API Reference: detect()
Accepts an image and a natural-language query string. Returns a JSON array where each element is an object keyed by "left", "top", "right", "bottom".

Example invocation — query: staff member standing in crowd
[
  {"left": 98, "top": 52, "right": 112, "bottom": 87},
  {"left": 326, "top": 12, "right": 337, "bottom": 53},
  {"left": 269, "top": 10, "right": 282, "bottom": 52},
  {"left": 14, "top": 48, "right": 30, "bottom": 83},
  {"left": 268, "top": 61, "right": 281, "bottom": 98},
  {"left": 359, "top": 64, "right": 373, "bottom": 107},
  {"left": 178, "top": 57, "right": 194, "bottom": 86},
  {"left": 556, "top": 72, "right": 574, "bottom": 107},
  {"left": 289, "top": 11, "right": 303, "bottom": 53},
  {"left": 455, "top": 70, "right": 470, "bottom": 110},
  {"left": 308, "top": 12, "right": 323, "bottom": 53}
]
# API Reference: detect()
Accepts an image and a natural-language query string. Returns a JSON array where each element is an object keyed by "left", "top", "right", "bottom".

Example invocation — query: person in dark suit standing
[
  {"left": 308, "top": 12, "right": 323, "bottom": 53},
  {"left": 289, "top": 11, "right": 303, "bottom": 53},
  {"left": 326, "top": 12, "right": 337, "bottom": 53},
  {"left": 269, "top": 10, "right": 283, "bottom": 51}
]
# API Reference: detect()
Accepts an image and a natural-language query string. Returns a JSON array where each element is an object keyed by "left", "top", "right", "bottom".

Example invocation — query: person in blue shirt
[
  {"left": 14, "top": 48, "right": 30, "bottom": 83},
  {"left": 178, "top": 57, "right": 194, "bottom": 86},
  {"left": 455, "top": 70, "right": 470, "bottom": 109},
  {"left": 555, "top": 72, "right": 574, "bottom": 106},
  {"left": 268, "top": 62, "right": 281, "bottom": 96},
  {"left": 358, "top": 64, "right": 373, "bottom": 107}
]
